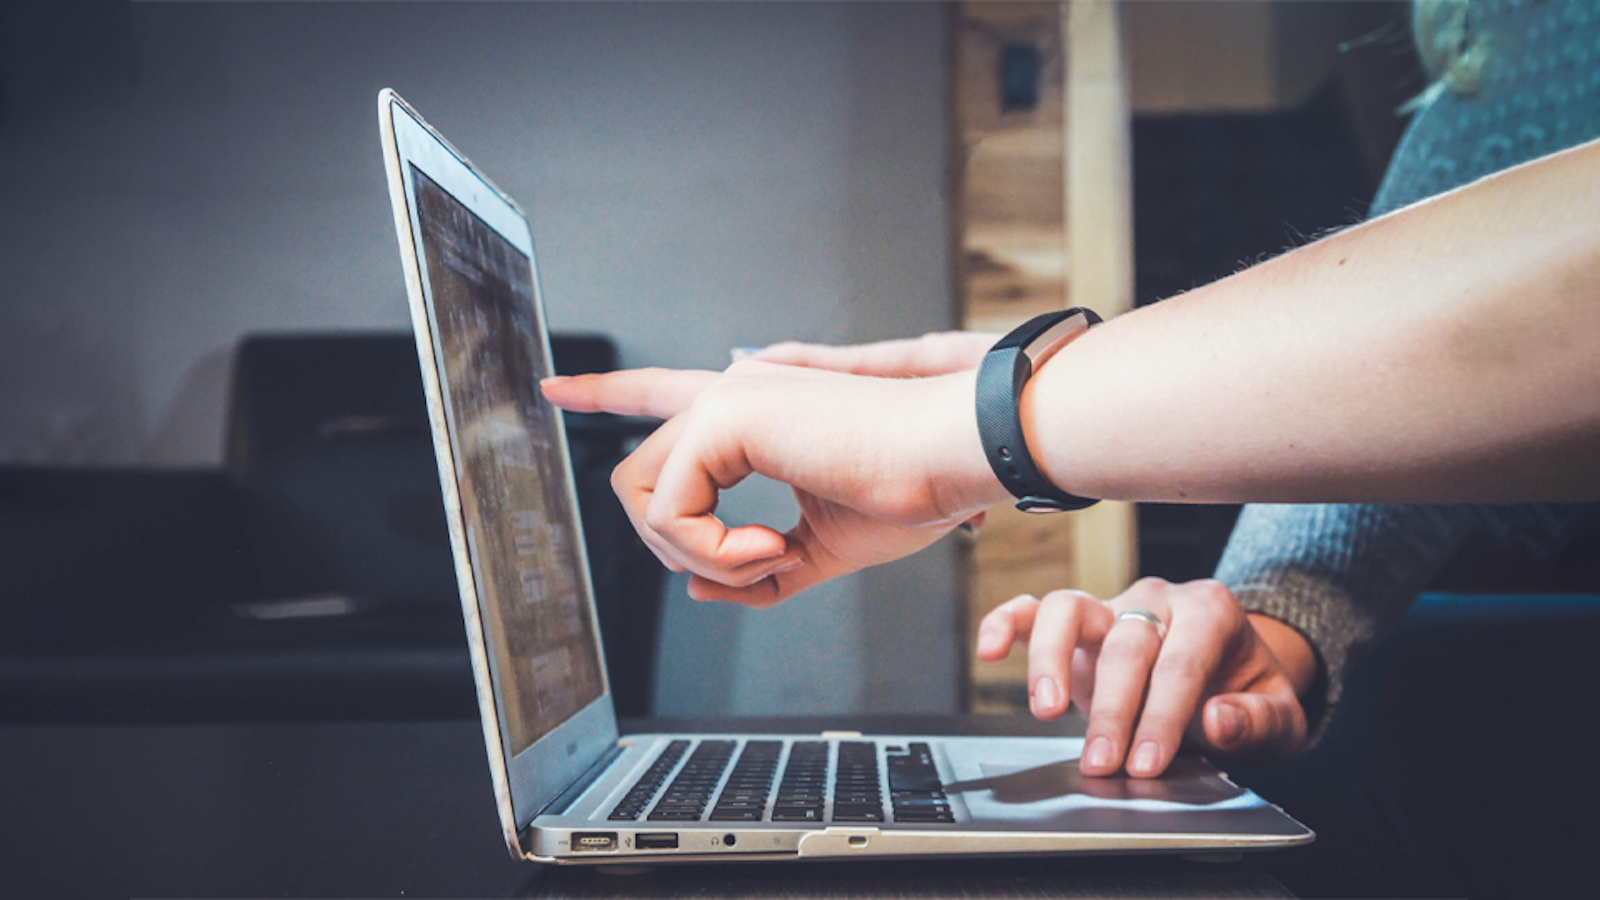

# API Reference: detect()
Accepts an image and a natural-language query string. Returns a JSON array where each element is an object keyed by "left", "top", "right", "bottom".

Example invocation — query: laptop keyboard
[
  {"left": 711, "top": 739, "right": 782, "bottom": 821},
  {"left": 608, "top": 739, "right": 689, "bottom": 821},
  {"left": 607, "top": 738, "right": 953, "bottom": 825},
  {"left": 888, "top": 742, "right": 956, "bottom": 823},
  {"left": 646, "top": 739, "right": 736, "bottom": 821},
  {"left": 831, "top": 741, "right": 884, "bottom": 822}
]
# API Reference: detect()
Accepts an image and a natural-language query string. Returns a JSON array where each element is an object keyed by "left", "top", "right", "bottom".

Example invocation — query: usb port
[
  {"left": 635, "top": 832, "right": 678, "bottom": 850},
  {"left": 572, "top": 832, "right": 618, "bottom": 852}
]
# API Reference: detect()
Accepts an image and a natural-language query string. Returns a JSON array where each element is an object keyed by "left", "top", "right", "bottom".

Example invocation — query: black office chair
[
  {"left": 221, "top": 331, "right": 664, "bottom": 717},
  {"left": 224, "top": 333, "right": 458, "bottom": 610}
]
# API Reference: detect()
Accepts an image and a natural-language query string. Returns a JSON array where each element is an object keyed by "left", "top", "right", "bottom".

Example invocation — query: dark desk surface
[{"left": 0, "top": 715, "right": 1291, "bottom": 898}]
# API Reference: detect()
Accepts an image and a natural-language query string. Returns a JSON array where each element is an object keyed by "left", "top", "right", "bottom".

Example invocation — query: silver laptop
[{"left": 377, "top": 89, "right": 1313, "bottom": 864}]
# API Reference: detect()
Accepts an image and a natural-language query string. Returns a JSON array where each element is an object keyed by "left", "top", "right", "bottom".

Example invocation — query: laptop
[{"left": 376, "top": 89, "right": 1314, "bottom": 864}]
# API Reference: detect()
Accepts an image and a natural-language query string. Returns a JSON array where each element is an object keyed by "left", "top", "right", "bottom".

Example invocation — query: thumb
[{"left": 1201, "top": 691, "right": 1306, "bottom": 757}]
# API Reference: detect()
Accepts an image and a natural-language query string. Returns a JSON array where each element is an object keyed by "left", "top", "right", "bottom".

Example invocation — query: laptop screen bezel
[{"left": 380, "top": 90, "right": 618, "bottom": 839}]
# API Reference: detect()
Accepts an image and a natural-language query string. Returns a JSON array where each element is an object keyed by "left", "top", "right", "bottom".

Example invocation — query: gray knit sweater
[{"left": 1214, "top": 0, "right": 1600, "bottom": 741}]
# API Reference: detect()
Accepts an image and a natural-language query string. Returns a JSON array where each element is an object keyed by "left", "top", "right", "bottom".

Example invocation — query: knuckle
[
  {"left": 1133, "top": 576, "right": 1170, "bottom": 593},
  {"left": 725, "top": 357, "right": 763, "bottom": 377},
  {"left": 1191, "top": 579, "right": 1240, "bottom": 612},
  {"left": 691, "top": 386, "right": 734, "bottom": 419},
  {"left": 1135, "top": 712, "right": 1185, "bottom": 740},
  {"left": 1153, "top": 652, "right": 1206, "bottom": 683},
  {"left": 1087, "top": 706, "right": 1135, "bottom": 732},
  {"left": 1028, "top": 649, "right": 1065, "bottom": 678},
  {"left": 1042, "top": 588, "right": 1090, "bottom": 607},
  {"left": 1097, "top": 637, "right": 1150, "bottom": 669},
  {"left": 642, "top": 502, "right": 673, "bottom": 534},
  {"left": 1254, "top": 699, "right": 1281, "bottom": 741},
  {"left": 1175, "top": 584, "right": 1243, "bottom": 636}
]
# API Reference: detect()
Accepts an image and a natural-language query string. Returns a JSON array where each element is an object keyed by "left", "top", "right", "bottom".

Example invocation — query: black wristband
[{"left": 975, "top": 308, "right": 1102, "bottom": 513}]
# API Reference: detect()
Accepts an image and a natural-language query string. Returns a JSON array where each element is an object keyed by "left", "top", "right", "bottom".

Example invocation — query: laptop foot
[
  {"left": 1182, "top": 852, "right": 1244, "bottom": 864},
  {"left": 595, "top": 864, "right": 657, "bottom": 876}
]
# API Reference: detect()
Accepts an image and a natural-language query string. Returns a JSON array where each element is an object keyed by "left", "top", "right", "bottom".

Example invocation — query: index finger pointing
[{"left": 540, "top": 368, "right": 721, "bottom": 419}]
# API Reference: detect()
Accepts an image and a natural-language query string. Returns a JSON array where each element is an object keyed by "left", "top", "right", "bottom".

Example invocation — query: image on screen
[{"left": 412, "top": 167, "right": 605, "bottom": 756}]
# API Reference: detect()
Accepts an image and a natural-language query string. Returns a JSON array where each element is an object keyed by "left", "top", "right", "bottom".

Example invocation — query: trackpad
[
  {"left": 945, "top": 757, "right": 1267, "bottom": 832},
  {"left": 979, "top": 758, "right": 1244, "bottom": 807}
]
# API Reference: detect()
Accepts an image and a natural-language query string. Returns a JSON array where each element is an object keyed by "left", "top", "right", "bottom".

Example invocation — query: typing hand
[
  {"left": 976, "top": 578, "right": 1315, "bottom": 777},
  {"left": 747, "top": 331, "right": 1000, "bottom": 377},
  {"left": 541, "top": 361, "right": 1005, "bottom": 607}
]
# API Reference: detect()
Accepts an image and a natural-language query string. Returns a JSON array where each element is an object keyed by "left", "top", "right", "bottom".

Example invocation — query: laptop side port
[
  {"left": 571, "top": 832, "right": 618, "bottom": 852},
  {"left": 635, "top": 832, "right": 679, "bottom": 850}
]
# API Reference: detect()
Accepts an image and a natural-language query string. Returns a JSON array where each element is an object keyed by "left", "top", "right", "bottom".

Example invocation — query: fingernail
[
  {"left": 976, "top": 625, "right": 1004, "bottom": 656},
  {"left": 1085, "top": 735, "right": 1115, "bottom": 770},
  {"left": 1032, "top": 677, "right": 1060, "bottom": 714},
  {"left": 772, "top": 557, "right": 805, "bottom": 574},
  {"left": 730, "top": 346, "right": 763, "bottom": 362},
  {"left": 540, "top": 376, "right": 569, "bottom": 386},
  {"left": 1130, "top": 741, "right": 1161, "bottom": 775},
  {"left": 1215, "top": 701, "right": 1247, "bottom": 745}
]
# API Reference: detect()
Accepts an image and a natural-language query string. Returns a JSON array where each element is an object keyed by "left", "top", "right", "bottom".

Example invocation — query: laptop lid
[{"left": 378, "top": 90, "right": 617, "bottom": 850}]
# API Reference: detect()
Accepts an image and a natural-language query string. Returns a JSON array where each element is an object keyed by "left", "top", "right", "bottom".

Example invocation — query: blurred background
[
  {"left": 5, "top": 0, "right": 1578, "bottom": 729},
  {"left": 12, "top": 5, "right": 1600, "bottom": 898}
]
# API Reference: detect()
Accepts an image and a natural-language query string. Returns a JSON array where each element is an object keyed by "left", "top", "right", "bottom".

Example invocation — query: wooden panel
[
  {"left": 954, "top": 1, "right": 1069, "bottom": 334},
  {"left": 953, "top": 1, "right": 1137, "bottom": 714},
  {"left": 1065, "top": 0, "right": 1139, "bottom": 605}
]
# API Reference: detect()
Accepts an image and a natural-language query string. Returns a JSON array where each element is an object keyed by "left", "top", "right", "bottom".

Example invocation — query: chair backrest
[
  {"left": 225, "top": 332, "right": 456, "bottom": 605},
  {"left": 222, "top": 330, "right": 662, "bottom": 714}
]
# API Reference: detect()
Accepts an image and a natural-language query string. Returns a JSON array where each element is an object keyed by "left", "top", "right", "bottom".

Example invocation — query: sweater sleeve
[{"left": 1215, "top": 502, "right": 1592, "bottom": 745}]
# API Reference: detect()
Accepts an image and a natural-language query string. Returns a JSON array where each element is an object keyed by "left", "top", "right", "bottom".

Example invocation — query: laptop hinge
[{"left": 535, "top": 743, "right": 625, "bottom": 819}]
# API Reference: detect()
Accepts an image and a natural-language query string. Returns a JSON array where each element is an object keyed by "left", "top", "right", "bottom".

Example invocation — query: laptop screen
[{"left": 411, "top": 165, "right": 606, "bottom": 758}]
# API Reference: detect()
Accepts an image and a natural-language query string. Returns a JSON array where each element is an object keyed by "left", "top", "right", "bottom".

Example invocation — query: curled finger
[
  {"left": 975, "top": 594, "right": 1043, "bottom": 661},
  {"left": 1026, "top": 591, "right": 1110, "bottom": 721},
  {"left": 644, "top": 407, "right": 789, "bottom": 582}
]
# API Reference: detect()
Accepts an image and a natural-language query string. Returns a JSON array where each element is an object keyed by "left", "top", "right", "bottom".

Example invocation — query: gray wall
[{"left": 0, "top": 1, "right": 960, "bottom": 715}]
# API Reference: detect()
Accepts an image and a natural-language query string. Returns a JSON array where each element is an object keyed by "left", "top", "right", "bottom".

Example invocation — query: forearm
[{"left": 1026, "top": 136, "right": 1600, "bottom": 504}]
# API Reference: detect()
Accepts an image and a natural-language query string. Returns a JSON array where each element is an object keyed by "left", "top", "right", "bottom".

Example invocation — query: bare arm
[
  {"left": 1019, "top": 136, "right": 1600, "bottom": 506},
  {"left": 543, "top": 137, "right": 1600, "bottom": 609}
]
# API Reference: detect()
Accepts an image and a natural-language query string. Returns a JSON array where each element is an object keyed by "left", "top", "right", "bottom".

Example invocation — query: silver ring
[{"left": 1114, "top": 608, "right": 1168, "bottom": 641}]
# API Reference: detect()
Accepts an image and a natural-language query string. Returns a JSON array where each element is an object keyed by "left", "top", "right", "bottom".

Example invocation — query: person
[{"left": 542, "top": 0, "right": 1600, "bottom": 779}]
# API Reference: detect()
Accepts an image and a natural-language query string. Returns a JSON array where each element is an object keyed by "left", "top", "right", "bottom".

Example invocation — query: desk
[{"left": 0, "top": 715, "right": 1291, "bottom": 898}]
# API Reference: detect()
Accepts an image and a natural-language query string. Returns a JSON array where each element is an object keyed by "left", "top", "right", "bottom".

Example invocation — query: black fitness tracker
[{"left": 976, "top": 307, "right": 1102, "bottom": 513}]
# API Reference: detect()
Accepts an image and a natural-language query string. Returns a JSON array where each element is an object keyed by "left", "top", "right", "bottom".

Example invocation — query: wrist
[
  {"left": 920, "top": 369, "right": 1013, "bottom": 520},
  {"left": 1248, "top": 613, "right": 1319, "bottom": 698}
]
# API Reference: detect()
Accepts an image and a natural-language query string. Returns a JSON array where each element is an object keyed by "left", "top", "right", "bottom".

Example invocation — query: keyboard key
[
  {"left": 772, "top": 805, "right": 824, "bottom": 821},
  {"left": 832, "top": 802, "right": 884, "bottom": 821},
  {"left": 897, "top": 808, "right": 956, "bottom": 819},
  {"left": 648, "top": 810, "right": 703, "bottom": 821}
]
